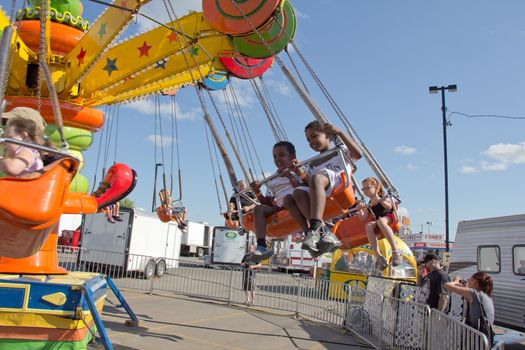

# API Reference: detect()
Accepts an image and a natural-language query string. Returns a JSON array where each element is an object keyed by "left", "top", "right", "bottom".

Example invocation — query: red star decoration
[
  {"left": 167, "top": 31, "right": 178, "bottom": 43},
  {"left": 76, "top": 47, "right": 87, "bottom": 67},
  {"left": 138, "top": 41, "right": 152, "bottom": 57},
  {"left": 120, "top": 0, "right": 127, "bottom": 10}
]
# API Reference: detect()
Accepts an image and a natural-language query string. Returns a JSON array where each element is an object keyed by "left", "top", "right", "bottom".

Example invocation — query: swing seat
[
  {"left": 243, "top": 173, "right": 356, "bottom": 238},
  {"left": 92, "top": 163, "right": 137, "bottom": 209},
  {"left": 0, "top": 158, "right": 78, "bottom": 258},
  {"left": 332, "top": 211, "right": 401, "bottom": 249}
]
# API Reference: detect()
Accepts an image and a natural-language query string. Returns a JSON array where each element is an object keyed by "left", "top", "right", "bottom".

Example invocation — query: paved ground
[{"left": 95, "top": 290, "right": 373, "bottom": 350}]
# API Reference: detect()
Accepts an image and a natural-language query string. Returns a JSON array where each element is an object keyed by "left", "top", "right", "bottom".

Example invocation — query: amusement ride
[{"left": 0, "top": 0, "right": 414, "bottom": 348}]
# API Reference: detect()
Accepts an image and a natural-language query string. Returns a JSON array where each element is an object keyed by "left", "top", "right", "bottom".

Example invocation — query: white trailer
[
  {"left": 79, "top": 208, "right": 182, "bottom": 279},
  {"left": 210, "top": 227, "right": 249, "bottom": 265},
  {"left": 180, "top": 221, "right": 213, "bottom": 257},
  {"left": 449, "top": 214, "right": 525, "bottom": 331},
  {"left": 272, "top": 235, "right": 315, "bottom": 273}
]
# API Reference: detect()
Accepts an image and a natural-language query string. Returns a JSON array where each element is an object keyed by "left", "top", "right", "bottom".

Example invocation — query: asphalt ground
[{"left": 93, "top": 290, "right": 373, "bottom": 350}]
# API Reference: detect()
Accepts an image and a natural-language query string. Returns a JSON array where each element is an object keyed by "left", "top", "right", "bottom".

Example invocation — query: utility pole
[{"left": 429, "top": 84, "right": 457, "bottom": 252}]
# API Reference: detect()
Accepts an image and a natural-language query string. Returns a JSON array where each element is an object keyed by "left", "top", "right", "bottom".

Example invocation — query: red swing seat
[
  {"left": 243, "top": 173, "right": 356, "bottom": 238},
  {"left": 332, "top": 207, "right": 401, "bottom": 249},
  {"left": 0, "top": 158, "right": 78, "bottom": 258}
]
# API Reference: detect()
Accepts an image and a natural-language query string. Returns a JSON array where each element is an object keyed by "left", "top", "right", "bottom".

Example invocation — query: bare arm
[
  {"left": 325, "top": 124, "right": 362, "bottom": 161},
  {"left": 0, "top": 148, "right": 33, "bottom": 176},
  {"left": 437, "top": 294, "right": 450, "bottom": 312},
  {"left": 250, "top": 263, "right": 262, "bottom": 270},
  {"left": 378, "top": 197, "right": 393, "bottom": 211},
  {"left": 444, "top": 277, "right": 474, "bottom": 302}
]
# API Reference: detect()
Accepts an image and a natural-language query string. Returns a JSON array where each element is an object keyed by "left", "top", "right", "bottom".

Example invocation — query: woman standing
[{"left": 445, "top": 272, "right": 495, "bottom": 344}]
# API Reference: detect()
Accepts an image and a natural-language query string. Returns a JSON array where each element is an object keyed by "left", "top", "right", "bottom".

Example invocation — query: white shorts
[
  {"left": 296, "top": 169, "right": 342, "bottom": 197},
  {"left": 274, "top": 187, "right": 295, "bottom": 207}
]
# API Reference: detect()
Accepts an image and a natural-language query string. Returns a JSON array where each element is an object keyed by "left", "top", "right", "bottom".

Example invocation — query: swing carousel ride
[{"left": 0, "top": 0, "right": 413, "bottom": 348}]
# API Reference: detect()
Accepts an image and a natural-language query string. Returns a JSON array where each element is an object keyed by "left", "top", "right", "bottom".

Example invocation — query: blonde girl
[
  {"left": 358, "top": 177, "right": 401, "bottom": 270},
  {"left": 0, "top": 116, "right": 44, "bottom": 177}
]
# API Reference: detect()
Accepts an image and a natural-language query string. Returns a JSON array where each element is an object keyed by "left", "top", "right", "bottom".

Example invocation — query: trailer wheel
[
  {"left": 144, "top": 260, "right": 156, "bottom": 280},
  {"left": 155, "top": 259, "right": 167, "bottom": 278},
  {"left": 196, "top": 247, "right": 204, "bottom": 258}
]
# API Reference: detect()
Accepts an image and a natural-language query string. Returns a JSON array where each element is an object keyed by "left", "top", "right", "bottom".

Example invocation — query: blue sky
[{"left": 3, "top": 0, "right": 524, "bottom": 240}]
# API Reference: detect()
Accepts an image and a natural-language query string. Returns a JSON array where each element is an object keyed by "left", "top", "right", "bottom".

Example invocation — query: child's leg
[
  {"left": 376, "top": 217, "right": 402, "bottom": 266},
  {"left": 292, "top": 189, "right": 310, "bottom": 224},
  {"left": 308, "top": 173, "right": 330, "bottom": 221},
  {"left": 365, "top": 222, "right": 381, "bottom": 256},
  {"left": 254, "top": 205, "right": 276, "bottom": 248},
  {"left": 283, "top": 194, "right": 309, "bottom": 232}
]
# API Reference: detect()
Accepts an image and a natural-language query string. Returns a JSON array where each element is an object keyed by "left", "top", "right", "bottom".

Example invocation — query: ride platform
[{"left": 0, "top": 272, "right": 137, "bottom": 350}]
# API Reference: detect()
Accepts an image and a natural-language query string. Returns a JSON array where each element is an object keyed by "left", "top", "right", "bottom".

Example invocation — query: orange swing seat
[
  {"left": 332, "top": 210, "right": 401, "bottom": 249},
  {"left": 243, "top": 173, "right": 356, "bottom": 238},
  {"left": 0, "top": 158, "right": 78, "bottom": 259}
]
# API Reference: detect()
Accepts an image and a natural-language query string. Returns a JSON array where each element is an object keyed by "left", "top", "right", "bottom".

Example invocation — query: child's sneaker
[
  {"left": 318, "top": 229, "right": 342, "bottom": 254},
  {"left": 302, "top": 228, "right": 321, "bottom": 254},
  {"left": 113, "top": 216, "right": 123, "bottom": 222},
  {"left": 254, "top": 245, "right": 273, "bottom": 260},
  {"left": 391, "top": 251, "right": 403, "bottom": 267}
]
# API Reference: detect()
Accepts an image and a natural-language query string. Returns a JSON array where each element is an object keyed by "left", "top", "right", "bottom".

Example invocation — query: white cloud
[
  {"left": 294, "top": 9, "right": 310, "bottom": 20},
  {"left": 482, "top": 142, "right": 525, "bottom": 164},
  {"left": 213, "top": 81, "right": 256, "bottom": 109},
  {"left": 406, "top": 164, "right": 418, "bottom": 171},
  {"left": 146, "top": 134, "right": 176, "bottom": 147},
  {"left": 398, "top": 206, "right": 409, "bottom": 219},
  {"left": 135, "top": 0, "right": 201, "bottom": 32},
  {"left": 123, "top": 99, "right": 199, "bottom": 120},
  {"left": 460, "top": 166, "right": 478, "bottom": 174},
  {"left": 394, "top": 145, "right": 417, "bottom": 155},
  {"left": 460, "top": 141, "right": 525, "bottom": 174},
  {"left": 264, "top": 78, "right": 291, "bottom": 96}
]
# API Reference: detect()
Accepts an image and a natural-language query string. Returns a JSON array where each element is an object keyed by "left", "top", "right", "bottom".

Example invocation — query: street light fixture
[{"left": 429, "top": 84, "right": 457, "bottom": 252}]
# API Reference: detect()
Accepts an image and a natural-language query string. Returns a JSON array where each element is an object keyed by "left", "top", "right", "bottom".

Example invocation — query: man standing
[{"left": 418, "top": 253, "right": 451, "bottom": 312}]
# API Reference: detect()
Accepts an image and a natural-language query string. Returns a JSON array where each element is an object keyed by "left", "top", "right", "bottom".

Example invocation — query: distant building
[{"left": 398, "top": 232, "right": 453, "bottom": 261}]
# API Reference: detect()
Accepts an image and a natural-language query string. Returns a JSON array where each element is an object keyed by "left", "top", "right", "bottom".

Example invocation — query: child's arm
[
  {"left": 357, "top": 202, "right": 369, "bottom": 222},
  {"left": 291, "top": 160, "right": 309, "bottom": 185},
  {"left": 0, "top": 149, "right": 33, "bottom": 176},
  {"left": 378, "top": 197, "right": 393, "bottom": 211},
  {"left": 324, "top": 123, "right": 362, "bottom": 161},
  {"left": 250, "top": 181, "right": 274, "bottom": 206}
]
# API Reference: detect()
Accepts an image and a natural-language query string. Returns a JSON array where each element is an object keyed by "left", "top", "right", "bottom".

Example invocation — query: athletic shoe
[
  {"left": 254, "top": 245, "right": 273, "bottom": 260},
  {"left": 392, "top": 251, "right": 403, "bottom": 267},
  {"left": 302, "top": 227, "right": 321, "bottom": 254},
  {"left": 113, "top": 216, "right": 123, "bottom": 222},
  {"left": 375, "top": 255, "right": 388, "bottom": 271},
  {"left": 318, "top": 230, "right": 342, "bottom": 254}
]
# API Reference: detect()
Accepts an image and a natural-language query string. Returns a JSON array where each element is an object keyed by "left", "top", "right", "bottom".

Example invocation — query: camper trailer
[
  {"left": 79, "top": 208, "right": 182, "bottom": 279},
  {"left": 449, "top": 214, "right": 525, "bottom": 330}
]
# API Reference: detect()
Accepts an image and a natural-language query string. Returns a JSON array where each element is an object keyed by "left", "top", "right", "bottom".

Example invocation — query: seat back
[{"left": 0, "top": 158, "right": 78, "bottom": 258}]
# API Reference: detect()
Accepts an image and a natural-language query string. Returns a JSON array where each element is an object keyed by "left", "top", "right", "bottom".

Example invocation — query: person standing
[
  {"left": 417, "top": 253, "right": 451, "bottom": 312},
  {"left": 240, "top": 244, "right": 262, "bottom": 306}
]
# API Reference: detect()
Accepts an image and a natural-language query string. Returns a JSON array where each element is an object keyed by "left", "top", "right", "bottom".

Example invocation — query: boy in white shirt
[
  {"left": 294, "top": 121, "right": 362, "bottom": 256},
  {"left": 251, "top": 141, "right": 308, "bottom": 255}
]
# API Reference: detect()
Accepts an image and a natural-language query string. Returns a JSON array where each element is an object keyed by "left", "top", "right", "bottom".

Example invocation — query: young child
[
  {"left": 104, "top": 202, "right": 123, "bottom": 224},
  {"left": 159, "top": 189, "right": 187, "bottom": 230},
  {"left": 357, "top": 177, "right": 402, "bottom": 270},
  {"left": 294, "top": 121, "right": 362, "bottom": 256},
  {"left": 223, "top": 202, "right": 240, "bottom": 227},
  {"left": 250, "top": 141, "right": 308, "bottom": 255},
  {"left": 0, "top": 116, "right": 44, "bottom": 177}
]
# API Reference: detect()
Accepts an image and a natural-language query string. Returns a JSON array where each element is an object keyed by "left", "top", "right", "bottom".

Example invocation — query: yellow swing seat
[{"left": 0, "top": 158, "right": 78, "bottom": 258}]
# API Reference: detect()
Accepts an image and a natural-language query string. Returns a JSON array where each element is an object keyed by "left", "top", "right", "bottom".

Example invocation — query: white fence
[{"left": 57, "top": 246, "right": 490, "bottom": 350}]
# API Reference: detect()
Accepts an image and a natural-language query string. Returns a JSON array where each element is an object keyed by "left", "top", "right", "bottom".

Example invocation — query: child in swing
[
  {"left": 357, "top": 176, "right": 402, "bottom": 270},
  {"left": 159, "top": 189, "right": 187, "bottom": 230},
  {"left": 104, "top": 202, "right": 122, "bottom": 224},
  {"left": 250, "top": 141, "right": 308, "bottom": 256},
  {"left": 0, "top": 114, "right": 44, "bottom": 177},
  {"left": 293, "top": 121, "right": 362, "bottom": 256}
]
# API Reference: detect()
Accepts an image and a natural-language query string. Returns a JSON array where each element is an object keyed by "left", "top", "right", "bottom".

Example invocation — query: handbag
[{"left": 474, "top": 291, "right": 495, "bottom": 346}]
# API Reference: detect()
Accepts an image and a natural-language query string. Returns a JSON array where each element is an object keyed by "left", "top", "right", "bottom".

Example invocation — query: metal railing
[{"left": 56, "top": 246, "right": 490, "bottom": 349}]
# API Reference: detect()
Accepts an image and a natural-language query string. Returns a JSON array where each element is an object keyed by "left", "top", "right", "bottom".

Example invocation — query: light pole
[
  {"left": 429, "top": 84, "right": 457, "bottom": 252},
  {"left": 426, "top": 221, "right": 433, "bottom": 234},
  {"left": 152, "top": 163, "right": 163, "bottom": 212}
]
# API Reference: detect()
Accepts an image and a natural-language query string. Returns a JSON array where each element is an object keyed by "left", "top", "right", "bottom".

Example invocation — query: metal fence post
[
  {"left": 294, "top": 276, "right": 302, "bottom": 319},
  {"left": 149, "top": 275, "right": 155, "bottom": 296},
  {"left": 344, "top": 285, "right": 352, "bottom": 331},
  {"left": 227, "top": 267, "right": 233, "bottom": 306},
  {"left": 378, "top": 294, "right": 385, "bottom": 350}
]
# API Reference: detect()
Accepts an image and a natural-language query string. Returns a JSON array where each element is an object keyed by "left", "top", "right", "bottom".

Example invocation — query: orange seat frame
[
  {"left": 332, "top": 211, "right": 401, "bottom": 249},
  {"left": 243, "top": 173, "right": 356, "bottom": 238},
  {"left": 0, "top": 158, "right": 78, "bottom": 258}
]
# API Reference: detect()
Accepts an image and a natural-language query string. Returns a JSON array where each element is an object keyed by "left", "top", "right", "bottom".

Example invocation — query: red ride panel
[{"left": 220, "top": 56, "right": 274, "bottom": 79}]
